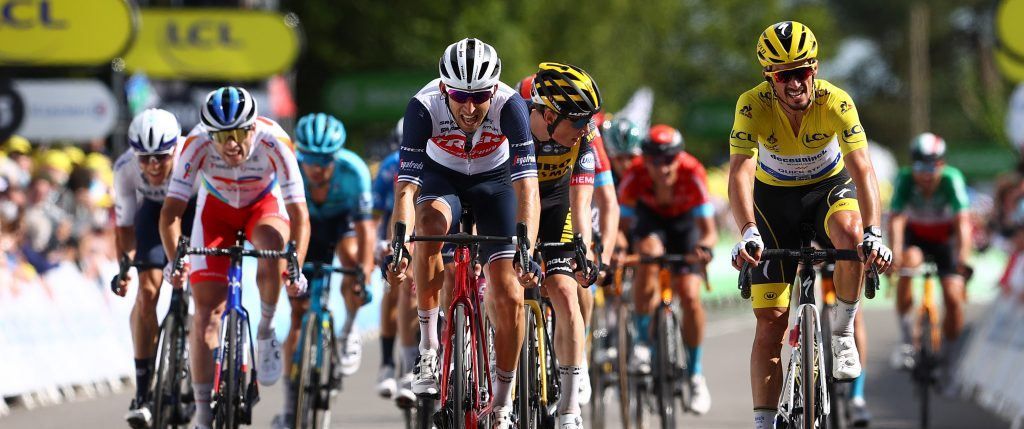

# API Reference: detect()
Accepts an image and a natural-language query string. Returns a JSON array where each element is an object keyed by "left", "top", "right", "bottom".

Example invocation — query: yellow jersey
[{"left": 729, "top": 79, "right": 867, "bottom": 187}]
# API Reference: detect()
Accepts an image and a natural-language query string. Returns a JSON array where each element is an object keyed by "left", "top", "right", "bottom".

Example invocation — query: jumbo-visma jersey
[{"left": 729, "top": 79, "right": 868, "bottom": 187}]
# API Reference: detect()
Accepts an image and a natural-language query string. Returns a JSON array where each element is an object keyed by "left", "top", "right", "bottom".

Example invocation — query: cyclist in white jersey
[
  {"left": 113, "top": 109, "right": 198, "bottom": 429},
  {"left": 386, "top": 38, "right": 541, "bottom": 428},
  {"left": 158, "top": 86, "right": 310, "bottom": 429}
]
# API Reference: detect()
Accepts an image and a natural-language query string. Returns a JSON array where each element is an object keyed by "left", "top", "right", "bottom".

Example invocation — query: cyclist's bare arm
[
  {"left": 390, "top": 181, "right": 418, "bottom": 241},
  {"left": 697, "top": 215, "right": 717, "bottom": 261},
  {"left": 115, "top": 227, "right": 137, "bottom": 262},
  {"left": 727, "top": 153, "right": 759, "bottom": 267},
  {"left": 593, "top": 183, "right": 619, "bottom": 263},
  {"left": 513, "top": 177, "right": 540, "bottom": 253},
  {"left": 889, "top": 211, "right": 907, "bottom": 268},
  {"left": 844, "top": 148, "right": 885, "bottom": 268},
  {"left": 285, "top": 202, "right": 310, "bottom": 267},
  {"left": 354, "top": 219, "right": 376, "bottom": 278},
  {"left": 955, "top": 211, "right": 972, "bottom": 266},
  {"left": 159, "top": 196, "right": 189, "bottom": 263},
  {"left": 570, "top": 182, "right": 594, "bottom": 258}
]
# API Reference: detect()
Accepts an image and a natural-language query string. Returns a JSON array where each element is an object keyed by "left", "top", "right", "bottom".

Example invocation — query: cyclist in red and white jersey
[
  {"left": 386, "top": 38, "right": 540, "bottom": 428},
  {"left": 158, "top": 86, "right": 310, "bottom": 429}
]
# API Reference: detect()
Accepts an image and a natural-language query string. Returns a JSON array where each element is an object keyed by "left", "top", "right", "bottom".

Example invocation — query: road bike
[
  {"left": 289, "top": 261, "right": 365, "bottom": 429},
  {"left": 391, "top": 209, "right": 530, "bottom": 429},
  {"left": 172, "top": 231, "right": 300, "bottom": 429},
  {"left": 112, "top": 252, "right": 196, "bottom": 429},
  {"left": 738, "top": 227, "right": 879, "bottom": 429}
]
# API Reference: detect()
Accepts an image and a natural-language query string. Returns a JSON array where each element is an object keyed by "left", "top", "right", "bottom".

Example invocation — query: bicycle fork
[{"left": 778, "top": 304, "right": 830, "bottom": 422}]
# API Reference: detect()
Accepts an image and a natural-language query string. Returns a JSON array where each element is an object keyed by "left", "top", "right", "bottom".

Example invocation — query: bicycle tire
[
  {"left": 800, "top": 305, "right": 818, "bottom": 429},
  {"left": 312, "top": 320, "right": 334, "bottom": 428},
  {"left": 215, "top": 311, "right": 240, "bottom": 429},
  {"left": 655, "top": 305, "right": 678, "bottom": 429},
  {"left": 541, "top": 302, "right": 559, "bottom": 425},
  {"left": 451, "top": 304, "right": 468, "bottom": 429},
  {"left": 152, "top": 314, "right": 177, "bottom": 428},
  {"left": 821, "top": 307, "right": 849, "bottom": 429},
  {"left": 416, "top": 396, "right": 436, "bottom": 429},
  {"left": 919, "top": 314, "right": 934, "bottom": 429},
  {"left": 517, "top": 307, "right": 540, "bottom": 428},
  {"left": 294, "top": 315, "right": 318, "bottom": 428},
  {"left": 589, "top": 304, "right": 608, "bottom": 429},
  {"left": 615, "top": 302, "right": 631, "bottom": 429}
]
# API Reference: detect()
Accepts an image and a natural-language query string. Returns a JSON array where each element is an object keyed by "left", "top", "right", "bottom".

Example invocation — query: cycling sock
[
  {"left": 282, "top": 378, "right": 295, "bottom": 415},
  {"left": 492, "top": 367, "right": 516, "bottom": 408},
  {"left": 402, "top": 346, "right": 419, "bottom": 374},
  {"left": 342, "top": 310, "right": 357, "bottom": 338},
  {"left": 193, "top": 382, "right": 214, "bottom": 425},
  {"left": 133, "top": 358, "right": 154, "bottom": 404},
  {"left": 685, "top": 345, "right": 703, "bottom": 376},
  {"left": 381, "top": 336, "right": 396, "bottom": 367},
  {"left": 633, "top": 314, "right": 652, "bottom": 345},
  {"left": 899, "top": 312, "right": 914, "bottom": 345},
  {"left": 831, "top": 298, "right": 859, "bottom": 337},
  {"left": 753, "top": 408, "right": 777, "bottom": 429},
  {"left": 418, "top": 307, "right": 439, "bottom": 352},
  {"left": 258, "top": 301, "right": 276, "bottom": 340},
  {"left": 851, "top": 370, "right": 866, "bottom": 400},
  {"left": 556, "top": 365, "right": 583, "bottom": 415}
]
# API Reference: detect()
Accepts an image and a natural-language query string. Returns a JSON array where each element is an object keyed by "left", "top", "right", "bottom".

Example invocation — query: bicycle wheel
[
  {"left": 821, "top": 309, "right": 848, "bottom": 429},
  {"left": 654, "top": 306, "right": 678, "bottom": 429},
  {"left": 215, "top": 311, "right": 240, "bottom": 429},
  {"left": 517, "top": 307, "right": 540, "bottom": 428},
  {"left": 799, "top": 305, "right": 819, "bottom": 429},
  {"left": 451, "top": 304, "right": 468, "bottom": 429},
  {"left": 615, "top": 302, "right": 631, "bottom": 429},
  {"left": 589, "top": 305, "right": 608, "bottom": 429},
  {"left": 918, "top": 313, "right": 934, "bottom": 429},
  {"left": 294, "top": 314, "right": 318, "bottom": 428},
  {"left": 152, "top": 314, "right": 178, "bottom": 428},
  {"left": 312, "top": 318, "right": 335, "bottom": 428}
]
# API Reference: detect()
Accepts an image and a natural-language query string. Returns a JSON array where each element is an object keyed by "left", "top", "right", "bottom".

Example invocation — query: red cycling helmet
[
  {"left": 641, "top": 124, "right": 685, "bottom": 157},
  {"left": 515, "top": 74, "right": 535, "bottom": 101}
]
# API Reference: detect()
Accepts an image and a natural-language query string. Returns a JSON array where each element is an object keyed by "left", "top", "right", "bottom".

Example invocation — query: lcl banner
[
  {"left": 122, "top": 8, "right": 301, "bottom": 81},
  {"left": 0, "top": 0, "right": 136, "bottom": 66}
]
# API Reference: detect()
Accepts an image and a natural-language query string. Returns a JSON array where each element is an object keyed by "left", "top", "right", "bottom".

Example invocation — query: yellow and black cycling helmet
[
  {"left": 756, "top": 21, "right": 818, "bottom": 68},
  {"left": 531, "top": 62, "right": 603, "bottom": 120}
]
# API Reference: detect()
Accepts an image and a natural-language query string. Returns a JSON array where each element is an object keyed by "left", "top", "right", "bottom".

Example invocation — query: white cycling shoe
[
  {"left": 339, "top": 331, "right": 363, "bottom": 376},
  {"left": 890, "top": 343, "right": 916, "bottom": 370},
  {"left": 687, "top": 374, "right": 712, "bottom": 414},
  {"left": 490, "top": 405, "right": 514, "bottom": 429},
  {"left": 376, "top": 364, "right": 397, "bottom": 398},
  {"left": 124, "top": 402, "right": 152, "bottom": 429},
  {"left": 394, "top": 372, "right": 416, "bottom": 408},
  {"left": 629, "top": 344, "right": 652, "bottom": 374},
  {"left": 577, "top": 361, "right": 592, "bottom": 405},
  {"left": 557, "top": 413, "right": 584, "bottom": 429},
  {"left": 257, "top": 331, "right": 284, "bottom": 386},
  {"left": 270, "top": 413, "right": 294, "bottom": 429},
  {"left": 831, "top": 335, "right": 863, "bottom": 381},
  {"left": 411, "top": 349, "right": 440, "bottom": 397}
]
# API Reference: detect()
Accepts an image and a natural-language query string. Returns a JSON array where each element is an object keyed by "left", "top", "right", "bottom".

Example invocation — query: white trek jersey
[
  {"left": 168, "top": 117, "right": 306, "bottom": 208},
  {"left": 113, "top": 141, "right": 186, "bottom": 227},
  {"left": 413, "top": 78, "right": 525, "bottom": 177}
]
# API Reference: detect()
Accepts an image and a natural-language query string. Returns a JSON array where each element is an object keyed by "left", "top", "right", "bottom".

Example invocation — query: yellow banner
[
  {"left": 996, "top": 47, "right": 1024, "bottom": 83},
  {"left": 0, "top": 0, "right": 136, "bottom": 66},
  {"left": 998, "top": 0, "right": 1024, "bottom": 55},
  {"left": 123, "top": 9, "right": 301, "bottom": 81}
]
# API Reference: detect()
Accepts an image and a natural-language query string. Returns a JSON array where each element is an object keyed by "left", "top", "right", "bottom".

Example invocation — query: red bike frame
[{"left": 438, "top": 244, "right": 491, "bottom": 426}]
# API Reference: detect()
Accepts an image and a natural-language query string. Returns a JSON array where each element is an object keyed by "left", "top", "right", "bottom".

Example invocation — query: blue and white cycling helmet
[
  {"left": 128, "top": 108, "right": 180, "bottom": 155},
  {"left": 295, "top": 113, "right": 346, "bottom": 154},
  {"left": 393, "top": 117, "right": 404, "bottom": 145},
  {"left": 200, "top": 86, "right": 258, "bottom": 131}
]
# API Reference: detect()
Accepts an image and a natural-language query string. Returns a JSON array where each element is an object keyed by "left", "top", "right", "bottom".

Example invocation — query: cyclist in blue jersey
[
  {"left": 272, "top": 113, "right": 375, "bottom": 428},
  {"left": 385, "top": 38, "right": 540, "bottom": 428},
  {"left": 372, "top": 120, "right": 406, "bottom": 399},
  {"left": 113, "top": 109, "right": 197, "bottom": 428}
]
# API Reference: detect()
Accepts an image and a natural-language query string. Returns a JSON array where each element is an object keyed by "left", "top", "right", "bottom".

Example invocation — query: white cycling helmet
[
  {"left": 128, "top": 108, "right": 181, "bottom": 155},
  {"left": 438, "top": 38, "right": 502, "bottom": 91}
]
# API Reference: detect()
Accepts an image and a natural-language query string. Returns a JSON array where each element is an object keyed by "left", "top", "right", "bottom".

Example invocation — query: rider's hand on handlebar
[
  {"left": 283, "top": 271, "right": 309, "bottom": 297},
  {"left": 858, "top": 228, "right": 893, "bottom": 274},
  {"left": 731, "top": 226, "right": 764, "bottom": 270},
  {"left": 515, "top": 256, "right": 544, "bottom": 288},
  {"left": 111, "top": 272, "right": 132, "bottom": 297},
  {"left": 163, "top": 260, "right": 190, "bottom": 289},
  {"left": 696, "top": 244, "right": 714, "bottom": 265},
  {"left": 384, "top": 254, "right": 410, "bottom": 288}
]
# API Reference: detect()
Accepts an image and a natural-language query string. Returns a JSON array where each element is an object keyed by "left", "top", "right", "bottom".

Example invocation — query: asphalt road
[{"left": 2, "top": 306, "right": 1010, "bottom": 429}]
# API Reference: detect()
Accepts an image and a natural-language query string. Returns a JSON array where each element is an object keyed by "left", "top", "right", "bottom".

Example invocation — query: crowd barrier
[{"left": 955, "top": 251, "right": 1024, "bottom": 428}]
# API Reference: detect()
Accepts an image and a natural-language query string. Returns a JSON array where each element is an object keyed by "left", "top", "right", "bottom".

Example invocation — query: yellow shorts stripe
[
  {"left": 752, "top": 282, "right": 791, "bottom": 309},
  {"left": 823, "top": 197, "right": 859, "bottom": 239},
  {"left": 560, "top": 210, "right": 573, "bottom": 243}
]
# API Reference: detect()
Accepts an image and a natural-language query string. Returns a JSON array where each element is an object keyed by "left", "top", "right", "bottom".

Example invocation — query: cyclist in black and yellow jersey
[
  {"left": 726, "top": 21, "right": 893, "bottom": 429},
  {"left": 521, "top": 62, "right": 602, "bottom": 429}
]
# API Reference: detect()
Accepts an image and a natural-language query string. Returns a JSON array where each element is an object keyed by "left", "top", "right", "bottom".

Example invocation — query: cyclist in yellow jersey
[{"left": 726, "top": 21, "right": 892, "bottom": 429}]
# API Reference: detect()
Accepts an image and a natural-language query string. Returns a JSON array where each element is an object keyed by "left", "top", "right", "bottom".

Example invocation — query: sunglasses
[
  {"left": 912, "top": 161, "right": 940, "bottom": 173},
  {"left": 765, "top": 64, "right": 816, "bottom": 84},
  {"left": 446, "top": 87, "right": 495, "bottom": 104},
  {"left": 209, "top": 126, "right": 254, "bottom": 145},
  {"left": 137, "top": 153, "right": 172, "bottom": 164},
  {"left": 297, "top": 151, "right": 334, "bottom": 167},
  {"left": 645, "top": 154, "right": 676, "bottom": 166}
]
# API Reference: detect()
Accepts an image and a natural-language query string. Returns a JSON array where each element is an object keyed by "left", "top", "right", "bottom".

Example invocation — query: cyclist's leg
[
  {"left": 668, "top": 215, "right": 706, "bottom": 375},
  {"left": 396, "top": 276, "right": 419, "bottom": 402},
  {"left": 896, "top": 245, "right": 925, "bottom": 346},
  {"left": 632, "top": 204, "right": 665, "bottom": 360},
  {"left": 247, "top": 195, "right": 292, "bottom": 387},
  {"left": 540, "top": 207, "right": 585, "bottom": 417},
  {"left": 932, "top": 240, "right": 965, "bottom": 343},
  {"left": 128, "top": 199, "right": 169, "bottom": 408},
  {"left": 820, "top": 178, "right": 865, "bottom": 379}
]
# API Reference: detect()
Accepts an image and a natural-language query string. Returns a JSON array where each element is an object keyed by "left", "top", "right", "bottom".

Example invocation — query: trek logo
[
  {"left": 166, "top": 20, "right": 242, "bottom": 49},
  {"left": 1, "top": 0, "right": 66, "bottom": 29},
  {"left": 842, "top": 125, "right": 864, "bottom": 140},
  {"left": 731, "top": 130, "right": 756, "bottom": 143}
]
